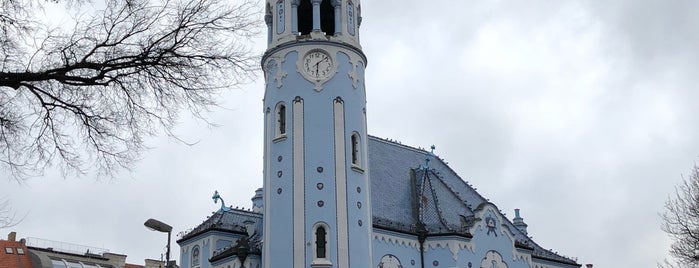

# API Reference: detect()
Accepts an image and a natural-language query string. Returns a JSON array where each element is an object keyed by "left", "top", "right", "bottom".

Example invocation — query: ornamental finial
[
  {"left": 212, "top": 190, "right": 231, "bottom": 212},
  {"left": 420, "top": 145, "right": 436, "bottom": 170}
]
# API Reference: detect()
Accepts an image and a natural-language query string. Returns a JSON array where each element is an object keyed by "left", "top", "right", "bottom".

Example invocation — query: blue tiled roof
[
  {"left": 177, "top": 208, "right": 263, "bottom": 244},
  {"left": 180, "top": 135, "right": 577, "bottom": 265},
  {"left": 367, "top": 136, "right": 577, "bottom": 265}
]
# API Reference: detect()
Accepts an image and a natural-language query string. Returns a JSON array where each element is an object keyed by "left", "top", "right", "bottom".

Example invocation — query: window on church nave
[
  {"left": 312, "top": 222, "right": 331, "bottom": 265},
  {"left": 351, "top": 133, "right": 361, "bottom": 167},
  {"left": 276, "top": 103, "right": 286, "bottom": 138}
]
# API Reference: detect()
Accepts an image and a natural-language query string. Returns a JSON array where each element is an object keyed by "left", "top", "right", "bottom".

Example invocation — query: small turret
[
  {"left": 513, "top": 208, "right": 528, "bottom": 235},
  {"left": 251, "top": 188, "right": 264, "bottom": 213}
]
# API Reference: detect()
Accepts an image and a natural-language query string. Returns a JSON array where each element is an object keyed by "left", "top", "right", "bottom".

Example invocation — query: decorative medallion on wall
[
  {"left": 377, "top": 254, "right": 402, "bottom": 268},
  {"left": 481, "top": 250, "right": 508, "bottom": 268},
  {"left": 485, "top": 216, "right": 497, "bottom": 237}
]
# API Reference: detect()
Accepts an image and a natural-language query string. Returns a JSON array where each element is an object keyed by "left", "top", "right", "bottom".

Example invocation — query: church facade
[{"left": 176, "top": 1, "right": 581, "bottom": 268}]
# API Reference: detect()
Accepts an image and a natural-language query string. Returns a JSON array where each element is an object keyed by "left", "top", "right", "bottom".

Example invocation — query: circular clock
[{"left": 302, "top": 49, "right": 334, "bottom": 80}]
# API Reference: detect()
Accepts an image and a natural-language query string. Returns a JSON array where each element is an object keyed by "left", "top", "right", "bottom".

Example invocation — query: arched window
[
  {"left": 275, "top": 103, "right": 287, "bottom": 138},
  {"left": 351, "top": 133, "right": 361, "bottom": 167},
  {"left": 315, "top": 226, "right": 327, "bottom": 258},
  {"left": 312, "top": 223, "right": 331, "bottom": 266},
  {"left": 192, "top": 246, "right": 200, "bottom": 267},
  {"left": 319, "top": 0, "right": 335, "bottom": 34},
  {"left": 297, "top": 0, "right": 312, "bottom": 35}
]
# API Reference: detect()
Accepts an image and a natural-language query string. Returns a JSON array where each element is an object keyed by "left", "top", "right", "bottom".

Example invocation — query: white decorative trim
[
  {"left": 263, "top": 106, "right": 271, "bottom": 268},
  {"left": 424, "top": 240, "right": 475, "bottom": 261},
  {"left": 263, "top": 46, "right": 365, "bottom": 93},
  {"left": 513, "top": 250, "right": 534, "bottom": 268},
  {"left": 273, "top": 58, "right": 288, "bottom": 88},
  {"left": 372, "top": 233, "right": 420, "bottom": 251},
  {"left": 293, "top": 97, "right": 305, "bottom": 268},
  {"left": 312, "top": 222, "right": 333, "bottom": 267},
  {"left": 473, "top": 204, "right": 527, "bottom": 265},
  {"left": 347, "top": 60, "right": 359, "bottom": 89},
  {"left": 481, "top": 251, "right": 508, "bottom": 268},
  {"left": 333, "top": 98, "right": 349, "bottom": 268}
]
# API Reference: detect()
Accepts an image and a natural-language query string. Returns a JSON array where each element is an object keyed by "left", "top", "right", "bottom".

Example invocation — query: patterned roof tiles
[{"left": 180, "top": 135, "right": 577, "bottom": 265}]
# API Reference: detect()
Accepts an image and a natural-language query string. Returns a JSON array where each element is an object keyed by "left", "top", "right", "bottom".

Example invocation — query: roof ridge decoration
[
  {"left": 420, "top": 145, "right": 436, "bottom": 171},
  {"left": 212, "top": 190, "right": 231, "bottom": 212},
  {"left": 367, "top": 135, "right": 430, "bottom": 154}
]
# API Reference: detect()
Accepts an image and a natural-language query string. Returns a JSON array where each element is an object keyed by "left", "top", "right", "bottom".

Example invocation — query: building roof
[
  {"left": 180, "top": 136, "right": 578, "bottom": 265},
  {"left": 0, "top": 239, "right": 32, "bottom": 268},
  {"left": 368, "top": 136, "right": 578, "bottom": 265}
]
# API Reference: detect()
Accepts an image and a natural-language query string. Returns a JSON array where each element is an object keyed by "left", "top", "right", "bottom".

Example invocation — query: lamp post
[{"left": 144, "top": 218, "right": 173, "bottom": 268}]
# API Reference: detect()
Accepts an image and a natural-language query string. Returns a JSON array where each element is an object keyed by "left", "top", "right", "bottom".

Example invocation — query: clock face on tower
[{"left": 302, "top": 49, "right": 334, "bottom": 80}]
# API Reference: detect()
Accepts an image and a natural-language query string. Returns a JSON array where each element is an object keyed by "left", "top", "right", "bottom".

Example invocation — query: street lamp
[{"left": 144, "top": 218, "right": 173, "bottom": 268}]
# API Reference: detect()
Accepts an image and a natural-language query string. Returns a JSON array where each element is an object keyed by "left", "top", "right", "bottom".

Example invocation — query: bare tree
[
  {"left": 0, "top": 198, "right": 20, "bottom": 229},
  {"left": 661, "top": 165, "right": 699, "bottom": 268},
  {"left": 0, "top": 0, "right": 260, "bottom": 179}
]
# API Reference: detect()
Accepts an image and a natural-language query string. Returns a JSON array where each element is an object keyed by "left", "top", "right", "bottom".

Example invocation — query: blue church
[{"left": 176, "top": 1, "right": 581, "bottom": 268}]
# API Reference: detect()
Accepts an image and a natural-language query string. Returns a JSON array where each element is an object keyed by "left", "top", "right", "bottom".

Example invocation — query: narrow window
[
  {"left": 320, "top": 0, "right": 335, "bottom": 34},
  {"left": 192, "top": 246, "right": 200, "bottom": 267},
  {"left": 277, "top": 104, "right": 286, "bottom": 136},
  {"left": 351, "top": 133, "right": 360, "bottom": 166},
  {"left": 315, "top": 226, "right": 327, "bottom": 258},
  {"left": 298, "top": 0, "right": 313, "bottom": 35}
]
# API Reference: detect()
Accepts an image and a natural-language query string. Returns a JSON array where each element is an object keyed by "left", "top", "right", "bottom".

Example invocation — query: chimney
[
  {"left": 7, "top": 232, "right": 16, "bottom": 242},
  {"left": 145, "top": 259, "right": 166, "bottom": 268},
  {"left": 512, "top": 209, "right": 528, "bottom": 235}
]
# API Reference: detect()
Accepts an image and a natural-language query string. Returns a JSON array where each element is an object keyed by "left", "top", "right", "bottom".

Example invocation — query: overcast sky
[{"left": 2, "top": 0, "right": 699, "bottom": 267}]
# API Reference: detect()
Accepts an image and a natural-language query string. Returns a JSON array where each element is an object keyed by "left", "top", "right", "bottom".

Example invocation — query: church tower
[{"left": 261, "top": 1, "right": 371, "bottom": 268}]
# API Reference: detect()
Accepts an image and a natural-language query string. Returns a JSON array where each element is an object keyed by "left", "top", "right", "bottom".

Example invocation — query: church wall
[
  {"left": 422, "top": 236, "right": 474, "bottom": 268},
  {"left": 179, "top": 231, "right": 246, "bottom": 268},
  {"left": 211, "top": 254, "right": 261, "bottom": 268},
  {"left": 371, "top": 229, "right": 420, "bottom": 267},
  {"left": 465, "top": 206, "right": 534, "bottom": 268}
]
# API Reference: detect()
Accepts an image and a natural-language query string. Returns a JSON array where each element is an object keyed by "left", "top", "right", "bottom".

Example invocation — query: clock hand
[{"left": 315, "top": 61, "right": 319, "bottom": 77}]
